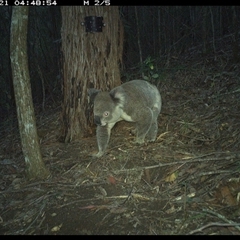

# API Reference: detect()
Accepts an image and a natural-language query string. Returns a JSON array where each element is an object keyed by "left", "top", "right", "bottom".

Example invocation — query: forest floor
[{"left": 1, "top": 50, "right": 240, "bottom": 235}]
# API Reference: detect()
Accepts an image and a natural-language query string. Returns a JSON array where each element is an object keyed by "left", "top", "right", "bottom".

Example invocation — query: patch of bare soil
[{"left": 1, "top": 54, "right": 240, "bottom": 235}]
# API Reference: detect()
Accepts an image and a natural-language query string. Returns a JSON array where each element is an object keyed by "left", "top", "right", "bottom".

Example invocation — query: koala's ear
[
  {"left": 110, "top": 88, "right": 125, "bottom": 106},
  {"left": 88, "top": 88, "right": 101, "bottom": 104}
]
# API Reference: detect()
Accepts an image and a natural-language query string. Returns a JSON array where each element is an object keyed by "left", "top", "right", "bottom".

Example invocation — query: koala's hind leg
[
  {"left": 93, "top": 122, "right": 115, "bottom": 158},
  {"left": 135, "top": 108, "right": 153, "bottom": 144},
  {"left": 146, "top": 120, "right": 158, "bottom": 142},
  {"left": 146, "top": 107, "right": 160, "bottom": 142}
]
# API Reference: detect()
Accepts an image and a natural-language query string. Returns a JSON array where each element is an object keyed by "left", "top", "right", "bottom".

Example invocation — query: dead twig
[
  {"left": 21, "top": 201, "right": 46, "bottom": 235},
  {"left": 57, "top": 192, "right": 158, "bottom": 209},
  {"left": 113, "top": 153, "right": 240, "bottom": 173},
  {"left": 202, "top": 208, "right": 240, "bottom": 232},
  {"left": 188, "top": 222, "right": 240, "bottom": 234}
]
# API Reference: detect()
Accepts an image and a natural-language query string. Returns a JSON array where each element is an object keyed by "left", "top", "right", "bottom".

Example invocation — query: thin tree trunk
[
  {"left": 209, "top": 6, "right": 216, "bottom": 57},
  {"left": 10, "top": 6, "right": 50, "bottom": 180},
  {"left": 134, "top": 7, "right": 143, "bottom": 66},
  {"left": 202, "top": 6, "right": 208, "bottom": 54},
  {"left": 232, "top": 6, "right": 239, "bottom": 62},
  {"left": 157, "top": 7, "right": 161, "bottom": 57}
]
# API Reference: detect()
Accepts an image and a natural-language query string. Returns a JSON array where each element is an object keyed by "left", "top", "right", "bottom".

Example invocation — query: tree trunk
[
  {"left": 157, "top": 7, "right": 161, "bottom": 57},
  {"left": 202, "top": 6, "right": 209, "bottom": 55},
  {"left": 134, "top": 6, "right": 142, "bottom": 66},
  {"left": 10, "top": 6, "right": 50, "bottom": 180},
  {"left": 232, "top": 6, "right": 239, "bottom": 62},
  {"left": 209, "top": 6, "right": 216, "bottom": 56},
  {"left": 61, "top": 6, "right": 123, "bottom": 142}
]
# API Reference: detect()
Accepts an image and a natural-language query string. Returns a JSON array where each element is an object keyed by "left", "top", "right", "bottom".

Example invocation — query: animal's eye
[{"left": 103, "top": 111, "right": 109, "bottom": 117}]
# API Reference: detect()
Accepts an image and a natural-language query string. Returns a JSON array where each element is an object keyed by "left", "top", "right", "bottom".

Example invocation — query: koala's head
[{"left": 88, "top": 88, "right": 125, "bottom": 126}]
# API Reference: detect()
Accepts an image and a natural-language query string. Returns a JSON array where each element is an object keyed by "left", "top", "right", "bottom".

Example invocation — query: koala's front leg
[{"left": 93, "top": 123, "right": 115, "bottom": 158}]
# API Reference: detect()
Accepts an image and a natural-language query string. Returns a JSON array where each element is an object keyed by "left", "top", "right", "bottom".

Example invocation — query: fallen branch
[
  {"left": 188, "top": 222, "right": 240, "bottom": 234},
  {"left": 113, "top": 153, "right": 240, "bottom": 173},
  {"left": 202, "top": 208, "right": 240, "bottom": 232}
]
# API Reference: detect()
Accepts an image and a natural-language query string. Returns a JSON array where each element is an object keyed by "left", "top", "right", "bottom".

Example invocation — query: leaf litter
[{"left": 1, "top": 51, "right": 240, "bottom": 235}]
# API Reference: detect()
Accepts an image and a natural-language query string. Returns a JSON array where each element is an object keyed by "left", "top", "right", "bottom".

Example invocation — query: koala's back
[{"left": 115, "top": 80, "right": 161, "bottom": 112}]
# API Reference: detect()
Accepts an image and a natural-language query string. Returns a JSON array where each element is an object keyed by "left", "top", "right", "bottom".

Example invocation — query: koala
[{"left": 88, "top": 80, "right": 162, "bottom": 158}]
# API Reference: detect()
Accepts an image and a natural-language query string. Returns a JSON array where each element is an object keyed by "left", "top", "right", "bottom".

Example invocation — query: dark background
[{"left": 0, "top": 6, "right": 239, "bottom": 122}]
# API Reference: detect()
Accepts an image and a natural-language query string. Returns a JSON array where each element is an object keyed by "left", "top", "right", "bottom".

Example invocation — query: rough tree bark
[
  {"left": 10, "top": 6, "right": 50, "bottom": 180},
  {"left": 61, "top": 6, "right": 123, "bottom": 142}
]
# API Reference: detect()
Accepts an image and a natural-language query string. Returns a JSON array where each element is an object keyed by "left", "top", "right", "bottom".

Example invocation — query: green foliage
[{"left": 142, "top": 56, "right": 159, "bottom": 82}]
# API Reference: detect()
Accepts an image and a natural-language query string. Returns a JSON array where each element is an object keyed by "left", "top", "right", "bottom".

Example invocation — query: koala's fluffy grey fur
[{"left": 88, "top": 80, "right": 162, "bottom": 158}]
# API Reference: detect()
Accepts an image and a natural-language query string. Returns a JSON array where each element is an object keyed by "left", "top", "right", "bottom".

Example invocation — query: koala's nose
[{"left": 94, "top": 116, "right": 101, "bottom": 126}]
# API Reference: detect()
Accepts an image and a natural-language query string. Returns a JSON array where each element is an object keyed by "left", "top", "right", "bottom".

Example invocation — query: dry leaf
[
  {"left": 98, "top": 186, "right": 107, "bottom": 196},
  {"left": 166, "top": 205, "right": 176, "bottom": 214},
  {"left": 165, "top": 172, "right": 177, "bottom": 182},
  {"left": 110, "top": 207, "right": 127, "bottom": 214},
  {"left": 220, "top": 186, "right": 237, "bottom": 206},
  {"left": 51, "top": 223, "right": 62, "bottom": 232},
  {"left": 107, "top": 175, "right": 116, "bottom": 185},
  {"left": 143, "top": 169, "right": 151, "bottom": 183},
  {"left": 79, "top": 205, "right": 97, "bottom": 210}
]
